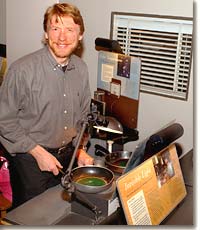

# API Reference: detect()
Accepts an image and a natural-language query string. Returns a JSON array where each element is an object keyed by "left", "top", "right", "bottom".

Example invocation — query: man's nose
[{"left": 58, "top": 29, "right": 67, "bottom": 40}]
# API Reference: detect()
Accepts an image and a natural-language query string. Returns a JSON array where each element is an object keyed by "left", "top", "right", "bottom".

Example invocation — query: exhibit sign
[{"left": 116, "top": 144, "right": 187, "bottom": 225}]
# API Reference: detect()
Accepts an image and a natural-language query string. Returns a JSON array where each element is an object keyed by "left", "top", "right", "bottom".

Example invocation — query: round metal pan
[
  {"left": 71, "top": 166, "right": 114, "bottom": 193},
  {"left": 105, "top": 150, "right": 132, "bottom": 174},
  {"left": 95, "top": 144, "right": 132, "bottom": 174}
]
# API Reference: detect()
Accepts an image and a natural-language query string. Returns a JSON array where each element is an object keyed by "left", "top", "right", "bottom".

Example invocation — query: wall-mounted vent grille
[{"left": 111, "top": 13, "right": 193, "bottom": 100}]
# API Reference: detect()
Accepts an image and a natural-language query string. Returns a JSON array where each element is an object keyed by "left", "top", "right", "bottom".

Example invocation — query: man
[{"left": 0, "top": 3, "right": 93, "bottom": 208}]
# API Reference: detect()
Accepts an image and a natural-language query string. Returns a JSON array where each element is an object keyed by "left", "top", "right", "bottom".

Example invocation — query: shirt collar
[{"left": 45, "top": 45, "right": 75, "bottom": 71}]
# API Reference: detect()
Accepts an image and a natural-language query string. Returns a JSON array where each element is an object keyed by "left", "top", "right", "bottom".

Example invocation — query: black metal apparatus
[
  {"left": 60, "top": 114, "right": 120, "bottom": 223},
  {"left": 95, "top": 37, "right": 124, "bottom": 54},
  {"left": 90, "top": 98, "right": 139, "bottom": 148},
  {"left": 60, "top": 120, "right": 99, "bottom": 221},
  {"left": 144, "top": 123, "right": 184, "bottom": 160},
  {"left": 61, "top": 120, "right": 88, "bottom": 192}
]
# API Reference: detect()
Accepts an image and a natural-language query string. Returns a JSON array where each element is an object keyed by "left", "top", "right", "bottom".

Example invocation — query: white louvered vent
[{"left": 111, "top": 13, "right": 193, "bottom": 100}]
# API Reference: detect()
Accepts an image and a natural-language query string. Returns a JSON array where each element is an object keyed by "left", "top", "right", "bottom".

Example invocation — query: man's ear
[
  {"left": 79, "top": 35, "right": 83, "bottom": 41},
  {"left": 45, "top": 32, "right": 48, "bottom": 40}
]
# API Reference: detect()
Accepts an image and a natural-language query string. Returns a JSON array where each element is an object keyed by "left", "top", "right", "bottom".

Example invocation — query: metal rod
[
  {"left": 58, "top": 167, "right": 65, "bottom": 175},
  {"left": 66, "top": 121, "right": 88, "bottom": 174},
  {"left": 61, "top": 121, "right": 88, "bottom": 191}
]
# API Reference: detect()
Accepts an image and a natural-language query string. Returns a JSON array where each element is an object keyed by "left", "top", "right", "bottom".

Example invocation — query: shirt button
[
  {"left": 53, "top": 68, "right": 56, "bottom": 71},
  {"left": 64, "top": 94, "right": 66, "bottom": 97},
  {"left": 64, "top": 110, "right": 67, "bottom": 114},
  {"left": 64, "top": 126, "right": 68, "bottom": 130}
]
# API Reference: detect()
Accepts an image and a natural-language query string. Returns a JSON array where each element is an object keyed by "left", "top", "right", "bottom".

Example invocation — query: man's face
[{"left": 45, "top": 15, "right": 83, "bottom": 64}]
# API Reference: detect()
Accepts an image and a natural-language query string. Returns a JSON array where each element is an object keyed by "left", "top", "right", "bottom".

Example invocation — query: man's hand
[
  {"left": 76, "top": 149, "right": 94, "bottom": 166},
  {"left": 28, "top": 145, "right": 63, "bottom": 175}
]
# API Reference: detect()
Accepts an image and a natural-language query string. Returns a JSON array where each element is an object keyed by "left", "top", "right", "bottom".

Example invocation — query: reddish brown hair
[{"left": 43, "top": 3, "right": 85, "bottom": 35}]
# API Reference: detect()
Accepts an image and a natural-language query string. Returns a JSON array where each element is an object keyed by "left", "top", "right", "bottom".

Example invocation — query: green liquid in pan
[
  {"left": 112, "top": 159, "right": 128, "bottom": 167},
  {"left": 77, "top": 177, "right": 106, "bottom": 186}
]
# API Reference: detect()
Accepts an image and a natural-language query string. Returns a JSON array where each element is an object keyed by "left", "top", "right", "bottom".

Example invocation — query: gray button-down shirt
[{"left": 0, "top": 46, "right": 91, "bottom": 154}]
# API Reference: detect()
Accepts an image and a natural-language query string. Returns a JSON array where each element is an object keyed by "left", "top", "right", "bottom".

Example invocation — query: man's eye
[
  {"left": 51, "top": 27, "right": 60, "bottom": 31},
  {"left": 67, "top": 28, "right": 74, "bottom": 32}
]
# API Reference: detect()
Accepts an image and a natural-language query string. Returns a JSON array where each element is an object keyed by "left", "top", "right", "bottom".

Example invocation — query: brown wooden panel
[{"left": 98, "top": 88, "right": 139, "bottom": 129}]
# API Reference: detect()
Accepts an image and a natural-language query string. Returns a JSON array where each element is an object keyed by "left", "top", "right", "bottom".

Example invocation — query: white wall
[
  {"left": 6, "top": 0, "right": 58, "bottom": 65},
  {"left": 61, "top": 0, "right": 193, "bottom": 156}
]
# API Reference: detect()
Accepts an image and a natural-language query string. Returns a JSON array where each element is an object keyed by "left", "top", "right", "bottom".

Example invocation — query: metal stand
[
  {"left": 61, "top": 121, "right": 88, "bottom": 192},
  {"left": 60, "top": 117, "right": 102, "bottom": 222}
]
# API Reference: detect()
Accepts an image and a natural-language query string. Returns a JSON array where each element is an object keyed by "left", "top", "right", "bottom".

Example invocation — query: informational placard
[
  {"left": 116, "top": 144, "right": 187, "bottom": 225},
  {"left": 96, "top": 51, "right": 141, "bottom": 129},
  {"left": 97, "top": 51, "right": 141, "bottom": 100}
]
